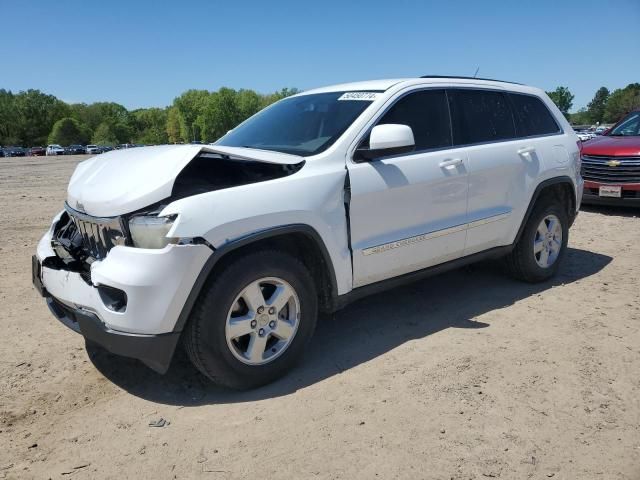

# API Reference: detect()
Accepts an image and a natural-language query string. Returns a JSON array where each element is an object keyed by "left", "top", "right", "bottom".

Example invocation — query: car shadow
[{"left": 88, "top": 247, "right": 612, "bottom": 405}]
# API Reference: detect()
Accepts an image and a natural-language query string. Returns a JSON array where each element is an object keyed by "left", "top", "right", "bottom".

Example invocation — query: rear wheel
[
  {"left": 183, "top": 250, "right": 317, "bottom": 389},
  {"left": 506, "top": 198, "right": 568, "bottom": 282}
]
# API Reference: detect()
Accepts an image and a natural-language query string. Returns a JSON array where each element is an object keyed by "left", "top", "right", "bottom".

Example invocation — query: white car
[
  {"left": 575, "top": 130, "right": 591, "bottom": 142},
  {"left": 85, "top": 144, "right": 101, "bottom": 154},
  {"left": 33, "top": 76, "right": 583, "bottom": 388},
  {"left": 46, "top": 144, "right": 66, "bottom": 156}
]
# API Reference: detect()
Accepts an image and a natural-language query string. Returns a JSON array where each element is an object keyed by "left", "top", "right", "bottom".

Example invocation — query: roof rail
[{"left": 419, "top": 75, "right": 522, "bottom": 85}]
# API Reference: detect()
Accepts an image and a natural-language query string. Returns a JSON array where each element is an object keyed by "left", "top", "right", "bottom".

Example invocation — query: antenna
[{"left": 473, "top": 66, "right": 480, "bottom": 78}]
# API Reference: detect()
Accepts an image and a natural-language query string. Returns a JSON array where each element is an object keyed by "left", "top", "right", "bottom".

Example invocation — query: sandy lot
[{"left": 1, "top": 154, "right": 639, "bottom": 479}]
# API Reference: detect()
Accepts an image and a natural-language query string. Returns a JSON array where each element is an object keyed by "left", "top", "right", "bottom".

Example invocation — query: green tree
[
  {"left": 604, "top": 83, "right": 640, "bottom": 123},
  {"left": 75, "top": 102, "right": 130, "bottom": 131},
  {"left": 131, "top": 108, "right": 168, "bottom": 145},
  {"left": 92, "top": 122, "right": 119, "bottom": 145},
  {"left": 261, "top": 87, "right": 300, "bottom": 108},
  {"left": 13, "top": 89, "right": 70, "bottom": 145},
  {"left": 172, "top": 89, "right": 210, "bottom": 142},
  {"left": 236, "top": 89, "right": 262, "bottom": 121},
  {"left": 570, "top": 108, "right": 591, "bottom": 126},
  {"left": 0, "top": 89, "right": 18, "bottom": 145},
  {"left": 546, "top": 86, "right": 574, "bottom": 119},
  {"left": 586, "top": 87, "right": 609, "bottom": 124},
  {"left": 198, "top": 87, "right": 241, "bottom": 142},
  {"left": 166, "top": 107, "right": 182, "bottom": 143},
  {"left": 48, "top": 117, "right": 91, "bottom": 145}
]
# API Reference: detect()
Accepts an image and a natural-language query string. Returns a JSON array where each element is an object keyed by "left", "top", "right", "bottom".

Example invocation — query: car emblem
[
  {"left": 75, "top": 201, "right": 86, "bottom": 212},
  {"left": 606, "top": 159, "right": 621, "bottom": 167}
]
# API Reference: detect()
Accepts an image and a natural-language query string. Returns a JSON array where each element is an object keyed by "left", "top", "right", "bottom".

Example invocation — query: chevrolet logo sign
[{"left": 606, "top": 160, "right": 621, "bottom": 167}]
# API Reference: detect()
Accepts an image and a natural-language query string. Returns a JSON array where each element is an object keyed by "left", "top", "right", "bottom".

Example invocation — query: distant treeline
[
  {"left": 1, "top": 82, "right": 638, "bottom": 147},
  {"left": 0, "top": 87, "right": 300, "bottom": 147},
  {"left": 546, "top": 83, "right": 640, "bottom": 125}
]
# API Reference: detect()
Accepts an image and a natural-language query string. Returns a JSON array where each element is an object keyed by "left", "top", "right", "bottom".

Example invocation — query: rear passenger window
[
  {"left": 376, "top": 89, "right": 452, "bottom": 151},
  {"left": 448, "top": 89, "right": 516, "bottom": 145},
  {"left": 508, "top": 93, "right": 560, "bottom": 137}
]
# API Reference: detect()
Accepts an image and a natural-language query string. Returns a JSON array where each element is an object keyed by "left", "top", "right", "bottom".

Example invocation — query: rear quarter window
[{"left": 508, "top": 93, "right": 561, "bottom": 137}]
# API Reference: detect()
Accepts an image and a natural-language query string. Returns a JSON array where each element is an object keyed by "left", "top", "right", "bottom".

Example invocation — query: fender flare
[
  {"left": 514, "top": 176, "right": 576, "bottom": 244},
  {"left": 172, "top": 224, "right": 339, "bottom": 333}
]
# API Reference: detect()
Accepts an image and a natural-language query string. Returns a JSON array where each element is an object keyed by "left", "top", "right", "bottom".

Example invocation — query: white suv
[
  {"left": 33, "top": 77, "right": 583, "bottom": 388},
  {"left": 46, "top": 144, "right": 66, "bottom": 156}
]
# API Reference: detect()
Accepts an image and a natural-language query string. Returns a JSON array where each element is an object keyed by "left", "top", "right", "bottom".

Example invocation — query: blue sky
[{"left": 1, "top": 0, "right": 638, "bottom": 111}]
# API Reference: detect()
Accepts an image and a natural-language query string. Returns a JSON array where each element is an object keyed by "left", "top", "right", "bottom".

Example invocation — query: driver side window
[{"left": 364, "top": 89, "right": 452, "bottom": 152}]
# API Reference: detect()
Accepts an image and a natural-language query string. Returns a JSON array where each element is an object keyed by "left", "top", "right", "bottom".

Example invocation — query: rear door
[
  {"left": 447, "top": 88, "right": 528, "bottom": 255},
  {"left": 347, "top": 88, "right": 469, "bottom": 288},
  {"left": 448, "top": 89, "right": 563, "bottom": 255}
]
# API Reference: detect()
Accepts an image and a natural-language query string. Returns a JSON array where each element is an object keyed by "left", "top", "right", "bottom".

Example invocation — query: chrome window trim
[{"left": 349, "top": 86, "right": 565, "bottom": 164}]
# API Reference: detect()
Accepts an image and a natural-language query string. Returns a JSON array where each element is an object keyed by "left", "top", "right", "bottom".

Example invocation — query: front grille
[
  {"left": 62, "top": 204, "right": 128, "bottom": 260},
  {"left": 581, "top": 154, "right": 640, "bottom": 184}
]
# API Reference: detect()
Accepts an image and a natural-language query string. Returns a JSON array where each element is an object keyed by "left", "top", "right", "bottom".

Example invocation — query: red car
[
  {"left": 29, "top": 146, "right": 46, "bottom": 156},
  {"left": 581, "top": 110, "right": 640, "bottom": 205}
]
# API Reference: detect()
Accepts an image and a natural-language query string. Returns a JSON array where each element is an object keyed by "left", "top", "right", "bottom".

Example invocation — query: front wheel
[
  {"left": 505, "top": 199, "right": 569, "bottom": 283},
  {"left": 183, "top": 250, "right": 318, "bottom": 389}
]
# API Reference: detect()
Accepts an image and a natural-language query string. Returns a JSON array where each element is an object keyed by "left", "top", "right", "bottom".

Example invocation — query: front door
[{"left": 347, "top": 89, "right": 469, "bottom": 288}]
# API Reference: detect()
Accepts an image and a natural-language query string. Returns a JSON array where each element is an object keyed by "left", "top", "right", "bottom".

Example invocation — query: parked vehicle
[
  {"left": 575, "top": 130, "right": 591, "bottom": 142},
  {"left": 3, "top": 146, "right": 26, "bottom": 157},
  {"left": 29, "top": 146, "right": 46, "bottom": 156},
  {"left": 33, "top": 76, "right": 582, "bottom": 389},
  {"left": 66, "top": 145, "right": 86, "bottom": 155},
  {"left": 0, "top": 146, "right": 3, "bottom": 157},
  {"left": 581, "top": 110, "right": 640, "bottom": 205},
  {"left": 46, "top": 144, "right": 66, "bottom": 156},
  {"left": 85, "top": 144, "right": 101, "bottom": 155},
  {"left": 99, "top": 145, "right": 113, "bottom": 153}
]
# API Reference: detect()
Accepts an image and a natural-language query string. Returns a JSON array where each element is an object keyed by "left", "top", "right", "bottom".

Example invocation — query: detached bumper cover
[
  {"left": 34, "top": 215, "right": 213, "bottom": 373},
  {"left": 36, "top": 226, "right": 212, "bottom": 334},
  {"left": 45, "top": 295, "right": 180, "bottom": 373}
]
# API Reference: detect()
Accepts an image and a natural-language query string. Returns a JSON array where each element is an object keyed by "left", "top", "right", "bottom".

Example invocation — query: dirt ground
[{"left": 1, "top": 154, "right": 639, "bottom": 480}]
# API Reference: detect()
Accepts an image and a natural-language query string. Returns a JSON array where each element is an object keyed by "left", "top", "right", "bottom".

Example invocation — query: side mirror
[{"left": 355, "top": 124, "right": 415, "bottom": 162}]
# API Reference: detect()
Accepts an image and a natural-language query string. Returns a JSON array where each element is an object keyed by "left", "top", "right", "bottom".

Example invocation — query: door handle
[
  {"left": 517, "top": 146, "right": 536, "bottom": 156},
  {"left": 439, "top": 158, "right": 463, "bottom": 169}
]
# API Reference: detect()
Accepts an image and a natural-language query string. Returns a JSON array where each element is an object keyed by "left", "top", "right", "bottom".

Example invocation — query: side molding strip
[{"left": 362, "top": 211, "right": 511, "bottom": 257}]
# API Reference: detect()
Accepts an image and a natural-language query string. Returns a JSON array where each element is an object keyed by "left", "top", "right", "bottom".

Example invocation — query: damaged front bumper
[{"left": 33, "top": 213, "right": 213, "bottom": 373}]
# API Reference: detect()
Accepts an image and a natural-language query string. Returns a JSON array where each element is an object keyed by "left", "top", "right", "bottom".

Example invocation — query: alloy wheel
[
  {"left": 224, "top": 277, "right": 300, "bottom": 365},
  {"left": 533, "top": 214, "right": 563, "bottom": 268}
]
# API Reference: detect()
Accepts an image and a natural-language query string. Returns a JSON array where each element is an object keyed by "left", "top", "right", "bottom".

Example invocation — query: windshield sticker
[{"left": 338, "top": 92, "right": 380, "bottom": 101}]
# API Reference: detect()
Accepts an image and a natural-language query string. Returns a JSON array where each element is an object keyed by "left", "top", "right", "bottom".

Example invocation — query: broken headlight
[{"left": 128, "top": 215, "right": 177, "bottom": 249}]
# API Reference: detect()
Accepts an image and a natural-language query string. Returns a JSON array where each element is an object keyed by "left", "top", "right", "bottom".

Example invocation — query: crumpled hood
[{"left": 67, "top": 144, "right": 303, "bottom": 217}]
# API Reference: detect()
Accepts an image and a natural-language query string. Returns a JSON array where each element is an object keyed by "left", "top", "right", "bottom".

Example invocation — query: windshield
[
  {"left": 216, "top": 91, "right": 379, "bottom": 156},
  {"left": 609, "top": 111, "right": 640, "bottom": 136}
]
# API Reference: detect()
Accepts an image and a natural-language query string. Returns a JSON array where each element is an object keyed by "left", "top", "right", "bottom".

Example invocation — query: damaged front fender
[{"left": 160, "top": 167, "right": 354, "bottom": 295}]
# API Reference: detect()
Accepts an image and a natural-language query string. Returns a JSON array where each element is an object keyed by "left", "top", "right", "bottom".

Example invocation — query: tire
[
  {"left": 183, "top": 249, "right": 318, "bottom": 389},
  {"left": 505, "top": 197, "right": 569, "bottom": 283}
]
